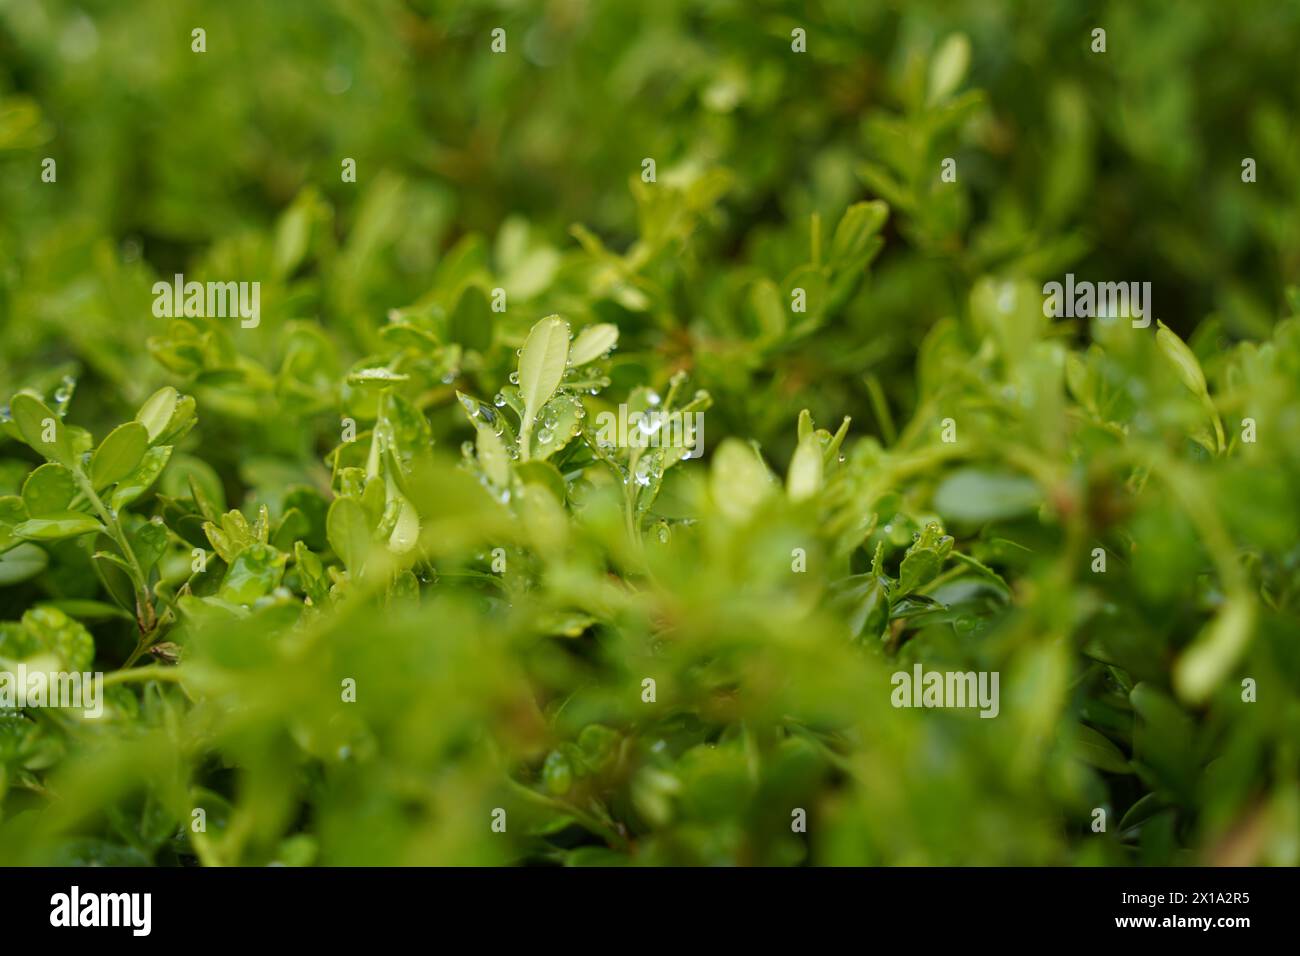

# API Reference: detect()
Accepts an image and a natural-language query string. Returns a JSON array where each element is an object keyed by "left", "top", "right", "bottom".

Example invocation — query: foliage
[{"left": 1, "top": 0, "right": 1298, "bottom": 866}]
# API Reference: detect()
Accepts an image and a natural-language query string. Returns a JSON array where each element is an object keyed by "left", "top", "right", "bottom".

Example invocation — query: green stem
[
  {"left": 101, "top": 664, "right": 182, "bottom": 689},
  {"left": 519, "top": 417, "right": 533, "bottom": 463},
  {"left": 72, "top": 469, "right": 156, "bottom": 641}
]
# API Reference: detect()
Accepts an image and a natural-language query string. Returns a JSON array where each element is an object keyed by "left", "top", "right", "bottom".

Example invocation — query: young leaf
[
  {"left": 1155, "top": 321, "right": 1208, "bottom": 397},
  {"left": 569, "top": 323, "right": 619, "bottom": 366},
  {"left": 327, "top": 496, "right": 372, "bottom": 577},
  {"left": 519, "top": 315, "right": 571, "bottom": 434},
  {"left": 218, "top": 543, "right": 287, "bottom": 604},
  {"left": 10, "top": 393, "right": 75, "bottom": 466},
  {"left": 787, "top": 433, "right": 823, "bottom": 502},
  {"left": 710, "top": 439, "right": 773, "bottom": 523},
  {"left": 91, "top": 422, "right": 149, "bottom": 490},
  {"left": 896, "top": 522, "right": 954, "bottom": 595},
  {"left": 135, "top": 387, "right": 179, "bottom": 442},
  {"left": 928, "top": 33, "right": 971, "bottom": 104},
  {"left": 476, "top": 424, "right": 511, "bottom": 487}
]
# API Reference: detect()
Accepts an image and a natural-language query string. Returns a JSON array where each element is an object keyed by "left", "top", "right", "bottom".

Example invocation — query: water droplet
[
  {"left": 508, "top": 371, "right": 520, "bottom": 385},
  {"left": 460, "top": 441, "right": 474, "bottom": 457},
  {"left": 0, "top": 406, "right": 9, "bottom": 423},
  {"left": 646, "top": 391, "right": 661, "bottom": 406},
  {"left": 493, "top": 393, "right": 507, "bottom": 407},
  {"left": 537, "top": 427, "right": 553, "bottom": 444},
  {"left": 634, "top": 456, "right": 659, "bottom": 486},
  {"left": 459, "top": 394, "right": 477, "bottom": 415}
]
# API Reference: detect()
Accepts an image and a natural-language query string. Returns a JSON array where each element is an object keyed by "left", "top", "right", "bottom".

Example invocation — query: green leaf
[
  {"left": 92, "top": 548, "right": 136, "bottom": 611},
  {"left": 1155, "top": 320, "right": 1208, "bottom": 397},
  {"left": 896, "top": 522, "right": 954, "bottom": 594},
  {"left": 1070, "top": 724, "right": 1132, "bottom": 774},
  {"left": 829, "top": 571, "right": 890, "bottom": 641},
  {"left": 385, "top": 492, "right": 420, "bottom": 555},
  {"left": 514, "top": 460, "right": 566, "bottom": 504},
  {"left": 476, "top": 424, "right": 511, "bottom": 487},
  {"left": 135, "top": 387, "right": 179, "bottom": 442},
  {"left": 0, "top": 496, "right": 29, "bottom": 552},
  {"left": 749, "top": 280, "right": 786, "bottom": 341},
  {"left": 218, "top": 543, "right": 287, "bottom": 604},
  {"left": 293, "top": 541, "right": 330, "bottom": 606},
  {"left": 928, "top": 33, "right": 971, "bottom": 104},
  {"left": 130, "top": 520, "right": 169, "bottom": 578},
  {"left": 829, "top": 201, "right": 889, "bottom": 270},
  {"left": 786, "top": 433, "right": 822, "bottom": 502},
  {"left": 327, "top": 496, "right": 372, "bottom": 577},
  {"left": 0, "top": 542, "right": 47, "bottom": 585},
  {"left": 346, "top": 367, "right": 410, "bottom": 387},
  {"left": 14, "top": 512, "right": 104, "bottom": 540},
  {"left": 34, "top": 599, "right": 134, "bottom": 622},
  {"left": 21, "top": 606, "right": 95, "bottom": 672},
  {"left": 1173, "top": 597, "right": 1255, "bottom": 705},
  {"left": 528, "top": 393, "right": 584, "bottom": 461},
  {"left": 518, "top": 315, "right": 571, "bottom": 434},
  {"left": 91, "top": 422, "right": 149, "bottom": 490},
  {"left": 1118, "top": 793, "right": 1169, "bottom": 833},
  {"left": 20, "top": 463, "right": 76, "bottom": 516},
  {"left": 569, "top": 323, "right": 619, "bottom": 366},
  {"left": 110, "top": 445, "right": 173, "bottom": 511},
  {"left": 710, "top": 439, "right": 773, "bottom": 523},
  {"left": 154, "top": 394, "right": 197, "bottom": 445},
  {"left": 448, "top": 284, "right": 493, "bottom": 353},
  {"left": 10, "top": 393, "right": 75, "bottom": 466},
  {"left": 933, "top": 468, "right": 1041, "bottom": 524}
]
